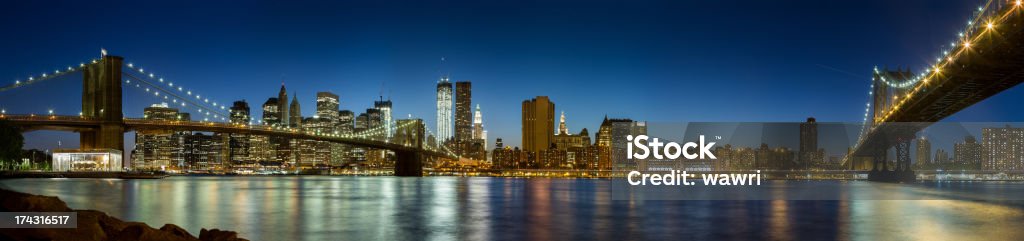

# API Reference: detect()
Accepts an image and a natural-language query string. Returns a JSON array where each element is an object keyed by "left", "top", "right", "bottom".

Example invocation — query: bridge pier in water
[
  {"left": 394, "top": 150, "right": 423, "bottom": 177},
  {"left": 79, "top": 55, "right": 125, "bottom": 153},
  {"left": 867, "top": 129, "right": 916, "bottom": 183}
]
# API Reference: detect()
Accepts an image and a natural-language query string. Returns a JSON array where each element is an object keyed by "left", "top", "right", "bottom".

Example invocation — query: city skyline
[{"left": 4, "top": 0, "right": 1024, "bottom": 153}]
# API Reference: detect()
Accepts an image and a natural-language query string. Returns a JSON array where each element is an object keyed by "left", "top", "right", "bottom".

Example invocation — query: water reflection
[{"left": 1, "top": 177, "right": 1024, "bottom": 240}]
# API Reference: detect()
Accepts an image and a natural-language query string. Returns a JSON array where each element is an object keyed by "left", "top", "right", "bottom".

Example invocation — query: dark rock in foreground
[{"left": 0, "top": 188, "right": 247, "bottom": 241}]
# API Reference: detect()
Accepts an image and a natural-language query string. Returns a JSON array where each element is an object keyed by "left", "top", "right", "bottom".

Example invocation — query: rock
[
  {"left": 161, "top": 224, "right": 198, "bottom": 240},
  {"left": 0, "top": 188, "right": 246, "bottom": 241},
  {"left": 199, "top": 228, "right": 249, "bottom": 241}
]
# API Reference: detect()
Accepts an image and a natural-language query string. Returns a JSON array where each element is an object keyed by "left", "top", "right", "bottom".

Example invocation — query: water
[{"left": 2, "top": 177, "right": 1024, "bottom": 240}]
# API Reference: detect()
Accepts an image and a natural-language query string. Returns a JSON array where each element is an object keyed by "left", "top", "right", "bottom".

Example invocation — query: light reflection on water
[{"left": 1, "top": 177, "right": 1023, "bottom": 240}]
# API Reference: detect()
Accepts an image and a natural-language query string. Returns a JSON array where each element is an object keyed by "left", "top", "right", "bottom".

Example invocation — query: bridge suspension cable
[
  {"left": 122, "top": 72, "right": 230, "bottom": 121},
  {"left": 0, "top": 58, "right": 101, "bottom": 92},
  {"left": 122, "top": 61, "right": 233, "bottom": 118},
  {"left": 421, "top": 124, "right": 461, "bottom": 158}
]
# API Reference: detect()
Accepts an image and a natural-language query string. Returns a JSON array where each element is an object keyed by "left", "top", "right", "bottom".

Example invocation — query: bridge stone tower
[{"left": 80, "top": 55, "right": 124, "bottom": 152}]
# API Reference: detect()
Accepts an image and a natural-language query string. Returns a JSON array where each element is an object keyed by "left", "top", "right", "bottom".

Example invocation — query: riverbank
[
  {"left": 0, "top": 171, "right": 169, "bottom": 179},
  {"left": 0, "top": 188, "right": 246, "bottom": 241}
]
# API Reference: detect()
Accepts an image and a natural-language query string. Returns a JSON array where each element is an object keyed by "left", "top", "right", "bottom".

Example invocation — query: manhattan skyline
[{"left": 3, "top": 0, "right": 1024, "bottom": 152}]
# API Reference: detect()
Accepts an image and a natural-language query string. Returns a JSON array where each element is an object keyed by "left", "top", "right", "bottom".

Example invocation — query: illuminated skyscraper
[
  {"left": 375, "top": 97, "right": 393, "bottom": 138},
  {"left": 522, "top": 96, "right": 555, "bottom": 152},
  {"left": 229, "top": 101, "right": 252, "bottom": 168},
  {"left": 261, "top": 98, "right": 280, "bottom": 126},
  {"left": 916, "top": 137, "right": 931, "bottom": 167},
  {"left": 436, "top": 76, "right": 453, "bottom": 143},
  {"left": 455, "top": 81, "right": 472, "bottom": 143},
  {"left": 136, "top": 103, "right": 188, "bottom": 170},
  {"left": 338, "top": 110, "right": 354, "bottom": 134},
  {"left": 316, "top": 92, "right": 340, "bottom": 122},
  {"left": 229, "top": 101, "right": 250, "bottom": 124},
  {"left": 982, "top": 126, "right": 1024, "bottom": 170},
  {"left": 558, "top": 111, "right": 568, "bottom": 135},
  {"left": 473, "top": 104, "right": 484, "bottom": 140},
  {"left": 470, "top": 104, "right": 487, "bottom": 159}
]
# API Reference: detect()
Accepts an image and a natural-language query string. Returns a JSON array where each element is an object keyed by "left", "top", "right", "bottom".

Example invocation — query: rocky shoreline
[{"left": 0, "top": 188, "right": 247, "bottom": 241}]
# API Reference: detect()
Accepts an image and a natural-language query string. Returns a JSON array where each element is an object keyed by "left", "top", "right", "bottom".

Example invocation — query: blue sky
[{"left": 1, "top": 0, "right": 1020, "bottom": 151}]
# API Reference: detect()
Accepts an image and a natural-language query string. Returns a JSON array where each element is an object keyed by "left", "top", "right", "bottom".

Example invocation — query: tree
[{"left": 0, "top": 120, "right": 24, "bottom": 168}]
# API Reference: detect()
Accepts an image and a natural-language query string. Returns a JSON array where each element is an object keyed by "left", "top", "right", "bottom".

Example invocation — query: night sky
[{"left": 1, "top": 0, "right": 1020, "bottom": 152}]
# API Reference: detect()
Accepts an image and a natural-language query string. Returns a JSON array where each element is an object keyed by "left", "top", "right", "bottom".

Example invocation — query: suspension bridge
[
  {"left": 848, "top": 0, "right": 1024, "bottom": 181},
  {"left": 0, "top": 55, "right": 460, "bottom": 176}
]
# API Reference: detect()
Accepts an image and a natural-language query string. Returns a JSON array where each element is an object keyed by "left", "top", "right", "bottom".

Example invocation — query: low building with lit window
[{"left": 52, "top": 149, "right": 123, "bottom": 172}]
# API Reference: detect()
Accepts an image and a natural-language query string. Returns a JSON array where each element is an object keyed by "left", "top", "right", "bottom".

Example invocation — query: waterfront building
[
  {"left": 522, "top": 96, "right": 555, "bottom": 153},
  {"left": 229, "top": 101, "right": 252, "bottom": 170},
  {"left": 916, "top": 137, "right": 931, "bottom": 167},
  {"left": 553, "top": 112, "right": 591, "bottom": 150},
  {"left": 798, "top": 117, "right": 824, "bottom": 169},
  {"left": 609, "top": 118, "right": 646, "bottom": 170},
  {"left": 935, "top": 149, "right": 950, "bottom": 164},
  {"left": 982, "top": 126, "right": 1024, "bottom": 170},
  {"left": 52, "top": 149, "right": 123, "bottom": 172},
  {"left": 134, "top": 103, "right": 188, "bottom": 170},
  {"left": 954, "top": 136, "right": 982, "bottom": 169}
]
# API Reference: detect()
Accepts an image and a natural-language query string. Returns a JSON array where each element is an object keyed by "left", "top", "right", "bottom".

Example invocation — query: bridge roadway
[{"left": 0, "top": 114, "right": 452, "bottom": 158}]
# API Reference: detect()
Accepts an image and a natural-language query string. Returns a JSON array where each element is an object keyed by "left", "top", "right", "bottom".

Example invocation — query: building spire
[{"left": 558, "top": 111, "right": 568, "bottom": 135}]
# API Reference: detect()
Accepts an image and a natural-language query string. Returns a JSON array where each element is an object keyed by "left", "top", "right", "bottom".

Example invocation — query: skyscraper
[
  {"left": 798, "top": 117, "right": 822, "bottom": 169},
  {"left": 915, "top": 137, "right": 931, "bottom": 167},
  {"left": 261, "top": 98, "right": 280, "bottom": 126},
  {"left": 229, "top": 101, "right": 252, "bottom": 168},
  {"left": 954, "top": 136, "right": 981, "bottom": 169},
  {"left": 982, "top": 126, "right": 1024, "bottom": 170},
  {"left": 229, "top": 101, "right": 250, "bottom": 124},
  {"left": 375, "top": 97, "right": 393, "bottom": 138},
  {"left": 278, "top": 84, "right": 289, "bottom": 127},
  {"left": 522, "top": 96, "right": 555, "bottom": 152},
  {"left": 473, "top": 104, "right": 484, "bottom": 140},
  {"left": 316, "top": 92, "right": 340, "bottom": 122},
  {"left": 468, "top": 104, "right": 487, "bottom": 160},
  {"left": 436, "top": 76, "right": 453, "bottom": 144},
  {"left": 610, "top": 119, "right": 646, "bottom": 170},
  {"left": 553, "top": 112, "right": 590, "bottom": 150},
  {"left": 558, "top": 111, "right": 568, "bottom": 135},
  {"left": 316, "top": 92, "right": 341, "bottom": 165},
  {"left": 289, "top": 92, "right": 302, "bottom": 128},
  {"left": 455, "top": 81, "right": 472, "bottom": 143},
  {"left": 338, "top": 110, "right": 355, "bottom": 134},
  {"left": 136, "top": 103, "right": 188, "bottom": 170}
]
